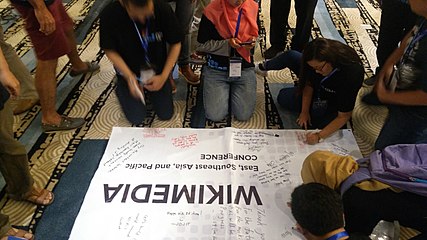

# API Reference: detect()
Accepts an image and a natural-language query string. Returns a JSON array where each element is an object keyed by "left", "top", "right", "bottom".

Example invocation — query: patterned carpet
[{"left": 1, "top": 0, "right": 416, "bottom": 238}]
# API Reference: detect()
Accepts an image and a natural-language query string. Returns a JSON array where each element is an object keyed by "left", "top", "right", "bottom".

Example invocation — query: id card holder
[
  {"left": 139, "top": 63, "right": 155, "bottom": 85},
  {"left": 312, "top": 98, "right": 328, "bottom": 117},
  {"left": 229, "top": 57, "right": 242, "bottom": 77},
  {"left": 139, "top": 68, "right": 155, "bottom": 85}
]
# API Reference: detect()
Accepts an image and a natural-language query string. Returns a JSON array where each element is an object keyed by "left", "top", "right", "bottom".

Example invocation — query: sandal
[
  {"left": 25, "top": 188, "right": 54, "bottom": 206},
  {"left": 69, "top": 62, "right": 100, "bottom": 77},
  {"left": 1, "top": 228, "right": 34, "bottom": 240}
]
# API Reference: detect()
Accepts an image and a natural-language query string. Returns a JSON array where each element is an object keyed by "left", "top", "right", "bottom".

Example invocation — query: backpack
[{"left": 340, "top": 144, "right": 427, "bottom": 197}]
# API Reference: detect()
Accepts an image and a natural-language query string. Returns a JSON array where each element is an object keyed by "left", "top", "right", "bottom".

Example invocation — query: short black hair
[
  {"left": 291, "top": 183, "right": 344, "bottom": 236},
  {"left": 121, "top": 0, "right": 150, "bottom": 8}
]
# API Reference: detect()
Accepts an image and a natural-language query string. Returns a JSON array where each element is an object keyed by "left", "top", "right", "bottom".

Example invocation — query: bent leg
[
  {"left": 203, "top": 67, "right": 230, "bottom": 122},
  {"left": 264, "top": 50, "right": 302, "bottom": 72},
  {"left": 115, "top": 76, "right": 147, "bottom": 124},
  {"left": 230, "top": 68, "right": 256, "bottom": 121}
]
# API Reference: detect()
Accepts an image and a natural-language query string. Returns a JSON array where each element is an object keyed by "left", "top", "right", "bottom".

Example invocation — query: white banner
[{"left": 70, "top": 127, "right": 362, "bottom": 240}]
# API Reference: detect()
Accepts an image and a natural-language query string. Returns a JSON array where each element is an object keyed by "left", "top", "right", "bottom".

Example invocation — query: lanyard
[
  {"left": 133, "top": 20, "right": 151, "bottom": 64},
  {"left": 402, "top": 20, "right": 427, "bottom": 63},
  {"left": 230, "top": 8, "right": 244, "bottom": 58},
  {"left": 326, "top": 231, "right": 349, "bottom": 240},
  {"left": 320, "top": 68, "right": 339, "bottom": 85},
  {"left": 234, "top": 8, "right": 243, "bottom": 38}
]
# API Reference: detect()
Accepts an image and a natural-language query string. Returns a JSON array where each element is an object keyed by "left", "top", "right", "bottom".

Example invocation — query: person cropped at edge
[
  {"left": 290, "top": 183, "right": 370, "bottom": 240},
  {"left": 372, "top": 0, "right": 427, "bottom": 150},
  {"left": 301, "top": 150, "right": 427, "bottom": 239},
  {"left": 99, "top": 0, "right": 182, "bottom": 124},
  {"left": 0, "top": 41, "right": 54, "bottom": 240},
  {"left": 257, "top": 38, "right": 363, "bottom": 144},
  {"left": 11, "top": 0, "right": 100, "bottom": 132},
  {"left": 196, "top": 0, "right": 258, "bottom": 122}
]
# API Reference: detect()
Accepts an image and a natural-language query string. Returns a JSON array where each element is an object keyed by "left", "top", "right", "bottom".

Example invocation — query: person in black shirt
[
  {"left": 100, "top": 0, "right": 182, "bottom": 124},
  {"left": 256, "top": 38, "right": 363, "bottom": 144}
]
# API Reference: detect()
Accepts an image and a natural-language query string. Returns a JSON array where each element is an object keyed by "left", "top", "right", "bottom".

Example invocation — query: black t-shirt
[
  {"left": 398, "top": 18, "right": 427, "bottom": 117},
  {"left": 310, "top": 63, "right": 364, "bottom": 113},
  {"left": 197, "top": 15, "right": 254, "bottom": 69},
  {"left": 100, "top": 0, "right": 182, "bottom": 76}
]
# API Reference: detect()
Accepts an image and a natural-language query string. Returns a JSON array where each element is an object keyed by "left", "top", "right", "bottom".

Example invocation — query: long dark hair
[{"left": 299, "top": 38, "right": 362, "bottom": 89}]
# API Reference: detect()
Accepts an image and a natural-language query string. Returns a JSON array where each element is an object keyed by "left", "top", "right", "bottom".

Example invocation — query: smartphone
[{"left": 239, "top": 40, "right": 255, "bottom": 46}]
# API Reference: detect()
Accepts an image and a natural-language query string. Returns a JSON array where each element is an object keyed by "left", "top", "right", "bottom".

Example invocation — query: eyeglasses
[{"left": 312, "top": 61, "right": 327, "bottom": 71}]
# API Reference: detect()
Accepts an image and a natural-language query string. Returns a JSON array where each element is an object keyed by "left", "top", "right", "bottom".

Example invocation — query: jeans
[
  {"left": 115, "top": 75, "right": 174, "bottom": 124},
  {"left": 375, "top": 106, "right": 427, "bottom": 150},
  {"left": 277, "top": 87, "right": 337, "bottom": 129},
  {"left": 264, "top": 50, "right": 301, "bottom": 72},
  {"left": 203, "top": 67, "right": 256, "bottom": 121}
]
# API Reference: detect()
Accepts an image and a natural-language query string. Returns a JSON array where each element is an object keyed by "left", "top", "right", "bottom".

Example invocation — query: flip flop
[
  {"left": 1, "top": 228, "right": 34, "bottom": 240},
  {"left": 25, "top": 189, "right": 55, "bottom": 206},
  {"left": 69, "top": 62, "right": 100, "bottom": 77}
]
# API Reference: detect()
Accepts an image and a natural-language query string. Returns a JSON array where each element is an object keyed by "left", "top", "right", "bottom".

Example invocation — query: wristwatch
[{"left": 316, "top": 132, "right": 324, "bottom": 143}]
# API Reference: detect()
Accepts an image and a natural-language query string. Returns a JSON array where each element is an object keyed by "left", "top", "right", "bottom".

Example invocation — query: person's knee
[
  {"left": 232, "top": 102, "right": 255, "bottom": 121},
  {"left": 36, "top": 59, "right": 58, "bottom": 78},
  {"left": 234, "top": 110, "right": 253, "bottom": 121},
  {"left": 157, "top": 109, "right": 174, "bottom": 120},
  {"left": 126, "top": 112, "right": 146, "bottom": 125},
  {"left": 206, "top": 113, "right": 227, "bottom": 122},
  {"left": 205, "top": 108, "right": 227, "bottom": 122}
]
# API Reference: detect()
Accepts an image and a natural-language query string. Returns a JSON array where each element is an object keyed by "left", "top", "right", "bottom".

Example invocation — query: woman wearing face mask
[
  {"left": 196, "top": 0, "right": 258, "bottom": 122},
  {"left": 256, "top": 38, "right": 363, "bottom": 144}
]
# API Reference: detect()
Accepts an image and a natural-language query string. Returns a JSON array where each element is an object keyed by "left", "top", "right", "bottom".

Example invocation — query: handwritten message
[
  {"left": 167, "top": 210, "right": 202, "bottom": 228},
  {"left": 103, "top": 138, "right": 143, "bottom": 172},
  {"left": 172, "top": 134, "right": 199, "bottom": 149},
  {"left": 211, "top": 205, "right": 267, "bottom": 239},
  {"left": 252, "top": 151, "right": 295, "bottom": 187},
  {"left": 117, "top": 213, "right": 149, "bottom": 239},
  {"left": 233, "top": 130, "right": 270, "bottom": 152},
  {"left": 143, "top": 128, "right": 166, "bottom": 138}
]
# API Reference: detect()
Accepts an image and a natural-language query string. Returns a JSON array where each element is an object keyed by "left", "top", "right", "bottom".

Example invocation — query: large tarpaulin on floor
[{"left": 70, "top": 127, "right": 362, "bottom": 239}]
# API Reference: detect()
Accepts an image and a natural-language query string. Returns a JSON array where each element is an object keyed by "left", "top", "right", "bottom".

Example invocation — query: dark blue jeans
[
  {"left": 277, "top": 87, "right": 337, "bottom": 129},
  {"left": 115, "top": 75, "right": 174, "bottom": 124},
  {"left": 375, "top": 106, "right": 427, "bottom": 150},
  {"left": 264, "top": 50, "right": 301, "bottom": 72}
]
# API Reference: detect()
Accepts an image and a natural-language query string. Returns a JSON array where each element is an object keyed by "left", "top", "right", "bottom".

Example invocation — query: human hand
[
  {"left": 0, "top": 69, "right": 20, "bottom": 98},
  {"left": 239, "top": 37, "right": 256, "bottom": 50},
  {"left": 144, "top": 74, "right": 166, "bottom": 91},
  {"left": 127, "top": 76, "right": 144, "bottom": 100},
  {"left": 296, "top": 112, "right": 310, "bottom": 130},
  {"left": 305, "top": 132, "right": 319, "bottom": 145},
  {"left": 229, "top": 38, "right": 242, "bottom": 49},
  {"left": 374, "top": 65, "right": 394, "bottom": 103},
  {"left": 34, "top": 8, "right": 56, "bottom": 35}
]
